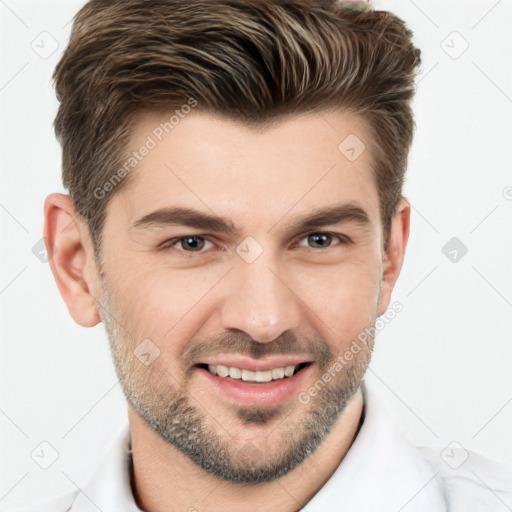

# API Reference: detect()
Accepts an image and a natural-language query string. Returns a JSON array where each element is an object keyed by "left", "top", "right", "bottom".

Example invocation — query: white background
[{"left": 1, "top": 0, "right": 511, "bottom": 508}]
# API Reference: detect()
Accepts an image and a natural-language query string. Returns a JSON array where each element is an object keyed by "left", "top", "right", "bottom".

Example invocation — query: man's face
[{"left": 97, "top": 109, "right": 386, "bottom": 483}]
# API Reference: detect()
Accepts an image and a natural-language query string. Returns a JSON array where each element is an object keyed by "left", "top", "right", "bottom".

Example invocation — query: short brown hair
[{"left": 53, "top": 0, "right": 421, "bottom": 251}]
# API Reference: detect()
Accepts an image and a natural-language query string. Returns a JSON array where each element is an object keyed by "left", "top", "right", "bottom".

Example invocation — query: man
[{"left": 21, "top": 0, "right": 511, "bottom": 510}]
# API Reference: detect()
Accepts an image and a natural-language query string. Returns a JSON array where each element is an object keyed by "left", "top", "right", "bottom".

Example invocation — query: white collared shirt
[{"left": 13, "top": 381, "right": 512, "bottom": 511}]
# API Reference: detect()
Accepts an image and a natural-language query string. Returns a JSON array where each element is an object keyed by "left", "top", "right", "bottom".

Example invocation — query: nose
[{"left": 220, "top": 256, "right": 302, "bottom": 343}]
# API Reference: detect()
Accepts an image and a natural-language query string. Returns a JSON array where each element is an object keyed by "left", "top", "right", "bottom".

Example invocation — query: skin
[{"left": 44, "top": 108, "right": 410, "bottom": 511}]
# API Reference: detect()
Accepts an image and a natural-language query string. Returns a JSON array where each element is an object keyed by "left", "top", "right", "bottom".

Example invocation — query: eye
[
  {"left": 297, "top": 232, "right": 348, "bottom": 249},
  {"left": 160, "top": 235, "right": 214, "bottom": 253}
]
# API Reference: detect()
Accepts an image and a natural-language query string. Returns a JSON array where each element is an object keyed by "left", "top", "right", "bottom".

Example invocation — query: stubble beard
[{"left": 98, "top": 277, "right": 374, "bottom": 484}]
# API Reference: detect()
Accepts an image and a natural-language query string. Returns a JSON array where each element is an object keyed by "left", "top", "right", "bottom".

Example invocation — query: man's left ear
[{"left": 377, "top": 197, "right": 410, "bottom": 316}]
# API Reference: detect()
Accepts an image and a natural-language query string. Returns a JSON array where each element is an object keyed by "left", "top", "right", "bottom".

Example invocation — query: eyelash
[{"left": 158, "top": 232, "right": 352, "bottom": 255}]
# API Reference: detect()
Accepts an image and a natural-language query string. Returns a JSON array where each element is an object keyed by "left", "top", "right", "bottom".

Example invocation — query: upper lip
[{"left": 197, "top": 355, "right": 312, "bottom": 371}]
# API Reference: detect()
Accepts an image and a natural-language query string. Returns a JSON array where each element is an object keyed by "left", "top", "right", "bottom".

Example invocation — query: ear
[
  {"left": 43, "top": 193, "right": 102, "bottom": 327},
  {"left": 377, "top": 197, "right": 410, "bottom": 316}
]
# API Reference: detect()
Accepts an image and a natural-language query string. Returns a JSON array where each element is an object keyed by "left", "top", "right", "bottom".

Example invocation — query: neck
[{"left": 128, "top": 388, "right": 364, "bottom": 512}]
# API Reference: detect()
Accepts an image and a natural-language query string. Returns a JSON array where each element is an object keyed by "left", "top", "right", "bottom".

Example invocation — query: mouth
[
  {"left": 197, "top": 362, "right": 311, "bottom": 383},
  {"left": 194, "top": 360, "right": 314, "bottom": 406}
]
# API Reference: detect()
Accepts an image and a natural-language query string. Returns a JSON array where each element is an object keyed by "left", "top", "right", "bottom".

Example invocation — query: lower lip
[{"left": 196, "top": 365, "right": 314, "bottom": 406}]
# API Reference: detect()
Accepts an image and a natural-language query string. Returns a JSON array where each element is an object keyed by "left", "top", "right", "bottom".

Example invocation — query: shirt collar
[
  {"left": 71, "top": 423, "right": 141, "bottom": 512},
  {"left": 303, "top": 380, "right": 447, "bottom": 511}
]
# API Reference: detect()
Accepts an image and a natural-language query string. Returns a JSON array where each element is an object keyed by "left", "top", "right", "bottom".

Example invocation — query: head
[{"left": 45, "top": 0, "right": 420, "bottom": 484}]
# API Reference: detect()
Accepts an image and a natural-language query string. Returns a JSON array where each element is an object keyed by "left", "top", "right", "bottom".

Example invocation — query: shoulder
[
  {"left": 6, "top": 490, "right": 79, "bottom": 512},
  {"left": 419, "top": 445, "right": 512, "bottom": 511}
]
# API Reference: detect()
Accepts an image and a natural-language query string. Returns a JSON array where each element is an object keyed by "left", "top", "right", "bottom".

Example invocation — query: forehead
[{"left": 112, "top": 108, "right": 380, "bottom": 231}]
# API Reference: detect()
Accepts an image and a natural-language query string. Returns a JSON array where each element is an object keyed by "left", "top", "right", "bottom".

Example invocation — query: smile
[
  {"left": 195, "top": 360, "right": 314, "bottom": 406},
  {"left": 204, "top": 363, "right": 309, "bottom": 383}
]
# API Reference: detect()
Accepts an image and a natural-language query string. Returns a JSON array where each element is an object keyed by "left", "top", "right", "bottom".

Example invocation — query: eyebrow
[{"left": 131, "top": 203, "right": 371, "bottom": 236}]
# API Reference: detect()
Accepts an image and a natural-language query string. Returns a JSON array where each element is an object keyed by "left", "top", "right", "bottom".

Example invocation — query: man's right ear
[{"left": 43, "top": 193, "right": 102, "bottom": 327}]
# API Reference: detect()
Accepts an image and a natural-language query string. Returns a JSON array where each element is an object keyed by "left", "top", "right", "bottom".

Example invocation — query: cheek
[
  {"left": 105, "top": 258, "right": 229, "bottom": 348},
  {"left": 294, "top": 257, "right": 381, "bottom": 349}
]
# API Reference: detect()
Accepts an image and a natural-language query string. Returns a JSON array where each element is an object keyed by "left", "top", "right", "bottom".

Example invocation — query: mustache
[{"left": 181, "top": 330, "right": 332, "bottom": 366}]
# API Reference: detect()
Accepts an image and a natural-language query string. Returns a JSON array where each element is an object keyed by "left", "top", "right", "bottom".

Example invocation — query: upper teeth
[{"left": 207, "top": 364, "right": 297, "bottom": 382}]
